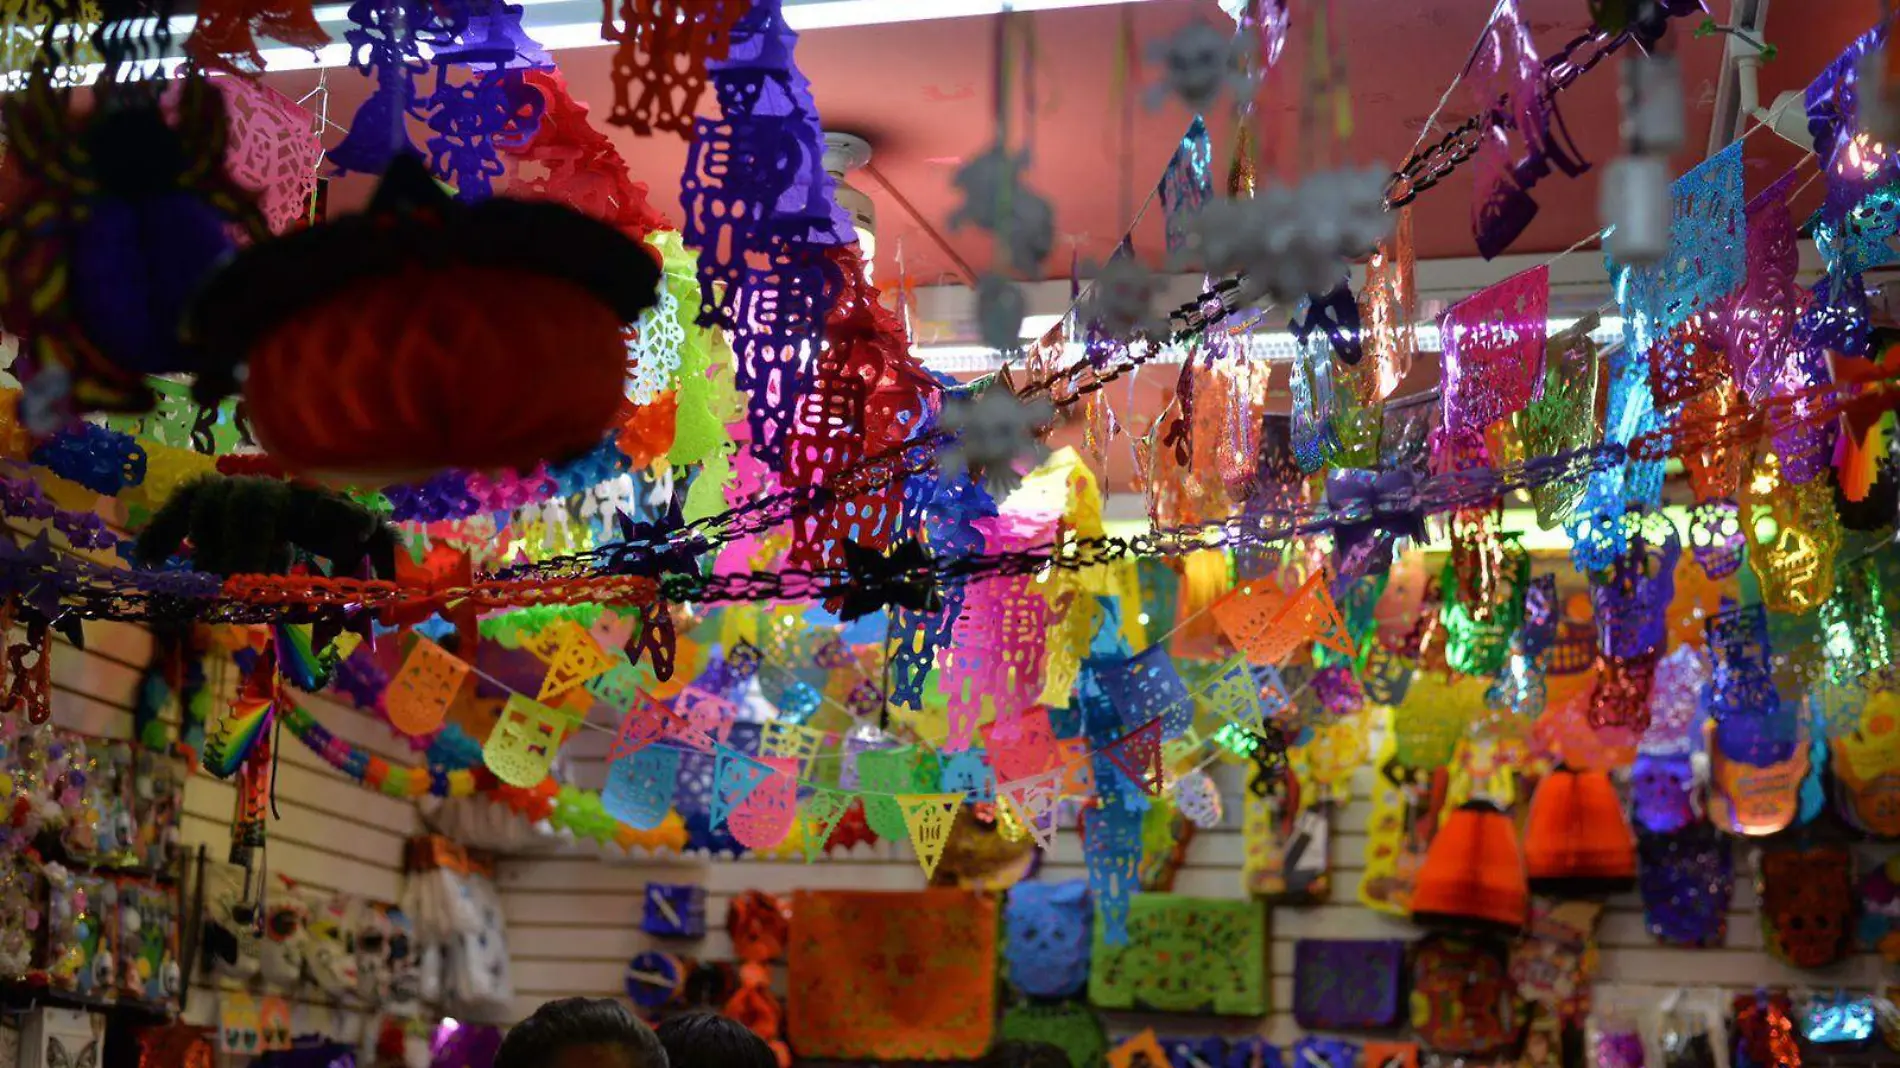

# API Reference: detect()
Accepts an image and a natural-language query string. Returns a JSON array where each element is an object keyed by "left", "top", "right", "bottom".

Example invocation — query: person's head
[
  {"left": 495, "top": 998, "right": 667, "bottom": 1068},
  {"left": 984, "top": 1041, "right": 1071, "bottom": 1068},
  {"left": 653, "top": 1014, "right": 774, "bottom": 1068}
]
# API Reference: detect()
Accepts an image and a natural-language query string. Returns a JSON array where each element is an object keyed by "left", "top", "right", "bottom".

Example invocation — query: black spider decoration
[{"left": 134, "top": 475, "right": 398, "bottom": 579}]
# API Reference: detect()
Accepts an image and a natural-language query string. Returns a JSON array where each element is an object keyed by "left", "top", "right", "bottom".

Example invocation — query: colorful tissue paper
[{"left": 786, "top": 889, "right": 997, "bottom": 1060}]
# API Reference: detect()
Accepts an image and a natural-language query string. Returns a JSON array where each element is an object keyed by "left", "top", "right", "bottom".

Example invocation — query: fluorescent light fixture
[
  {"left": 917, "top": 316, "right": 1626, "bottom": 375},
  {"left": 11, "top": 0, "right": 1163, "bottom": 79},
  {"left": 781, "top": 0, "right": 1162, "bottom": 30},
  {"left": 1018, "top": 313, "right": 1064, "bottom": 339}
]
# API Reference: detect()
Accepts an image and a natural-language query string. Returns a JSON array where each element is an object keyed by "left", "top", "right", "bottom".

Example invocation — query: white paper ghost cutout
[
  {"left": 938, "top": 387, "right": 1054, "bottom": 498},
  {"left": 1145, "top": 20, "right": 1255, "bottom": 113},
  {"left": 1182, "top": 168, "right": 1391, "bottom": 307},
  {"left": 1080, "top": 256, "right": 1168, "bottom": 341}
]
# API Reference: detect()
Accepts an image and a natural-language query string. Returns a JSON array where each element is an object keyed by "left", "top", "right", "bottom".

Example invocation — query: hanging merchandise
[
  {"left": 997, "top": 1003, "right": 1108, "bottom": 1068},
  {"left": 1087, "top": 895, "right": 1268, "bottom": 1016},
  {"left": 1759, "top": 843, "right": 1855, "bottom": 970},
  {"left": 1522, "top": 767, "right": 1637, "bottom": 896},
  {"left": 1291, "top": 939, "right": 1405, "bottom": 1031},
  {"left": 1408, "top": 934, "right": 1518, "bottom": 1057},
  {"left": 1731, "top": 990, "right": 1801, "bottom": 1068},
  {"left": 188, "top": 153, "right": 662, "bottom": 483},
  {"left": 785, "top": 889, "right": 996, "bottom": 1061},
  {"left": 1003, "top": 880, "right": 1090, "bottom": 999},
  {"left": 1409, "top": 800, "right": 1528, "bottom": 935}
]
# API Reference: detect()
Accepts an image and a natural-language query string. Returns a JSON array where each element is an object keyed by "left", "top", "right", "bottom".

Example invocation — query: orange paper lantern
[
  {"left": 1410, "top": 800, "right": 1529, "bottom": 934},
  {"left": 1523, "top": 767, "right": 1637, "bottom": 896},
  {"left": 190, "top": 154, "right": 660, "bottom": 485}
]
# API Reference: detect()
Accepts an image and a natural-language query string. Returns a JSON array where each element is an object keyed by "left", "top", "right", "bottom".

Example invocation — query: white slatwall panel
[
  {"left": 498, "top": 751, "right": 1895, "bottom": 1044},
  {"left": 48, "top": 621, "right": 425, "bottom": 1036}
]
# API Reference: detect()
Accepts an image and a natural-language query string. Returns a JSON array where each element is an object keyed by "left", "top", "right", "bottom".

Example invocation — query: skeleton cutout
[
  {"left": 948, "top": 145, "right": 1055, "bottom": 276},
  {"left": 938, "top": 387, "right": 1054, "bottom": 498},
  {"left": 200, "top": 861, "right": 262, "bottom": 984}
]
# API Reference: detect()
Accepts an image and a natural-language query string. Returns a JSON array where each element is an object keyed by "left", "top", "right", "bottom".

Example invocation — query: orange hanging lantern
[
  {"left": 188, "top": 154, "right": 662, "bottom": 485},
  {"left": 1522, "top": 766, "right": 1637, "bottom": 896},
  {"left": 1410, "top": 800, "right": 1529, "bottom": 934}
]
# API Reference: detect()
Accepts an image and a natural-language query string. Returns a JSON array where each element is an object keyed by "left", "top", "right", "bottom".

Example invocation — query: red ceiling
[{"left": 270, "top": 0, "right": 1883, "bottom": 283}]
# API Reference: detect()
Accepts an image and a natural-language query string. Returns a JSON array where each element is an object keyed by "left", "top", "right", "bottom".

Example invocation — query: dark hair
[
  {"left": 984, "top": 1041, "right": 1072, "bottom": 1068},
  {"left": 495, "top": 998, "right": 667, "bottom": 1068},
  {"left": 654, "top": 1014, "right": 775, "bottom": 1068}
]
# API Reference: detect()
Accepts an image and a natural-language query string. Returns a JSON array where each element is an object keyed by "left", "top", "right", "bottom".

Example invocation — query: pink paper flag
[
  {"left": 710, "top": 746, "right": 776, "bottom": 829},
  {"left": 728, "top": 757, "right": 799, "bottom": 849},
  {"left": 673, "top": 687, "right": 736, "bottom": 751},
  {"left": 984, "top": 706, "right": 1057, "bottom": 783}
]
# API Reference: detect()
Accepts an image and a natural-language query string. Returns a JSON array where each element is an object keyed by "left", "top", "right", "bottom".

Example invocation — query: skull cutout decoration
[
  {"left": 1173, "top": 771, "right": 1224, "bottom": 829},
  {"left": 1144, "top": 20, "right": 1254, "bottom": 113},
  {"left": 1629, "top": 753, "right": 1697, "bottom": 834},
  {"left": 258, "top": 876, "right": 310, "bottom": 988},
  {"left": 355, "top": 900, "right": 419, "bottom": 1005},
  {"left": 1760, "top": 844, "right": 1854, "bottom": 970},
  {"left": 938, "top": 386, "right": 1054, "bottom": 498},
  {"left": 301, "top": 888, "right": 359, "bottom": 997},
  {"left": 1686, "top": 499, "right": 1746, "bottom": 578},
  {"left": 1004, "top": 880, "right": 1092, "bottom": 999}
]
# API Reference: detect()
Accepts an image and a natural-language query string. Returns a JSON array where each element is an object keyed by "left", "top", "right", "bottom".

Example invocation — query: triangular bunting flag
[
  {"left": 1162, "top": 724, "right": 1206, "bottom": 767},
  {"left": 798, "top": 787, "right": 854, "bottom": 863},
  {"left": 896, "top": 792, "right": 965, "bottom": 879},
  {"left": 588, "top": 662, "right": 645, "bottom": 710},
  {"left": 1211, "top": 572, "right": 1355, "bottom": 664},
  {"left": 602, "top": 745, "right": 683, "bottom": 829},
  {"left": 1257, "top": 664, "right": 1292, "bottom": 723},
  {"left": 607, "top": 692, "right": 675, "bottom": 761},
  {"left": 1286, "top": 572, "right": 1356, "bottom": 659},
  {"left": 385, "top": 637, "right": 468, "bottom": 735},
  {"left": 1209, "top": 582, "right": 1291, "bottom": 664},
  {"left": 710, "top": 745, "right": 776, "bottom": 830},
  {"left": 1102, "top": 719, "right": 1165, "bottom": 797},
  {"left": 537, "top": 622, "right": 617, "bottom": 700},
  {"left": 998, "top": 769, "right": 1062, "bottom": 849}
]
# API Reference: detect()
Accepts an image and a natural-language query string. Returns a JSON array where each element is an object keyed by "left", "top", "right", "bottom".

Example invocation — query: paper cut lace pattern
[
  {"left": 216, "top": 76, "right": 321, "bottom": 235},
  {"left": 1439, "top": 266, "right": 1548, "bottom": 433}
]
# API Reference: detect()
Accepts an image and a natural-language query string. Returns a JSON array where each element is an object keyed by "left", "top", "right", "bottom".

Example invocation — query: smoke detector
[{"left": 823, "top": 131, "right": 878, "bottom": 264}]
